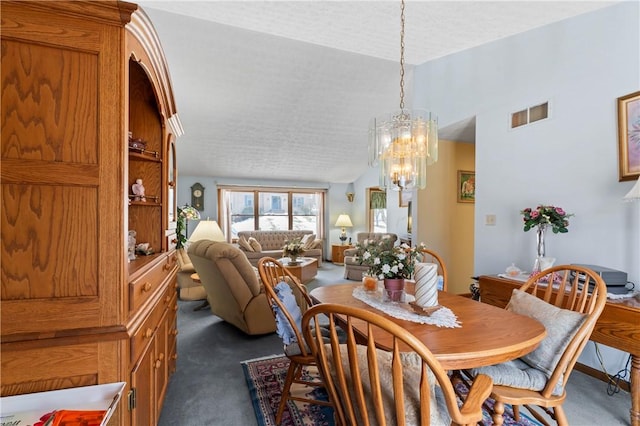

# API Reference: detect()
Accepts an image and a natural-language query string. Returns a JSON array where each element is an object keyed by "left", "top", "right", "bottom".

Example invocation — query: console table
[{"left": 478, "top": 275, "right": 640, "bottom": 426}]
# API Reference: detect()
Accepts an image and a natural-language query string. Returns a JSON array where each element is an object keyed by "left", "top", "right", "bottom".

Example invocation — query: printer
[{"left": 571, "top": 264, "right": 630, "bottom": 294}]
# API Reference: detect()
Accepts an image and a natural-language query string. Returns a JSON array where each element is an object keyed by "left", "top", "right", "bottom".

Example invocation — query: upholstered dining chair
[
  {"left": 257, "top": 257, "right": 332, "bottom": 424},
  {"left": 417, "top": 248, "right": 449, "bottom": 292},
  {"left": 302, "top": 303, "right": 493, "bottom": 426},
  {"left": 464, "top": 264, "right": 607, "bottom": 426}
]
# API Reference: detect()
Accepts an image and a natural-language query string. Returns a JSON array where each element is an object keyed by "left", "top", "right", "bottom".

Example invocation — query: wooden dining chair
[
  {"left": 417, "top": 248, "right": 448, "bottom": 292},
  {"left": 257, "top": 257, "right": 332, "bottom": 424},
  {"left": 302, "top": 303, "right": 493, "bottom": 426},
  {"left": 464, "top": 264, "right": 607, "bottom": 426}
]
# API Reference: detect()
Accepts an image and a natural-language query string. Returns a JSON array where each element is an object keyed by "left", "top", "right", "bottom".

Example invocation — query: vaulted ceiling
[{"left": 138, "top": 1, "right": 617, "bottom": 184}]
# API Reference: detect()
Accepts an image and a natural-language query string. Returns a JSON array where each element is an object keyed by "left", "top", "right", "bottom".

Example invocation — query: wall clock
[{"left": 191, "top": 182, "right": 205, "bottom": 211}]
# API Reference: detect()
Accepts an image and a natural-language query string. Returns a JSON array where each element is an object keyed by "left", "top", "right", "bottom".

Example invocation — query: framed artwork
[
  {"left": 457, "top": 170, "right": 475, "bottom": 203},
  {"left": 399, "top": 190, "right": 412, "bottom": 207},
  {"left": 617, "top": 91, "right": 640, "bottom": 181}
]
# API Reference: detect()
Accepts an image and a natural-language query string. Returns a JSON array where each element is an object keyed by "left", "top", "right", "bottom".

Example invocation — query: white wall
[{"left": 414, "top": 2, "right": 639, "bottom": 374}]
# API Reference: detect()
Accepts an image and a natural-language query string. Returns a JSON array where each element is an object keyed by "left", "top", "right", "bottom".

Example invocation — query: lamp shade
[
  {"left": 623, "top": 178, "right": 640, "bottom": 201},
  {"left": 188, "top": 220, "right": 226, "bottom": 242},
  {"left": 334, "top": 214, "right": 353, "bottom": 228}
]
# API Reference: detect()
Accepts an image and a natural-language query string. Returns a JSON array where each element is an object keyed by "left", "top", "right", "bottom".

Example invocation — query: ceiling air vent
[{"left": 511, "top": 101, "right": 549, "bottom": 128}]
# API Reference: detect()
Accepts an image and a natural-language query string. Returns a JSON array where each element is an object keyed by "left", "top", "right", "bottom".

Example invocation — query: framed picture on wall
[
  {"left": 457, "top": 170, "right": 475, "bottom": 203},
  {"left": 617, "top": 90, "right": 640, "bottom": 181},
  {"left": 399, "top": 190, "right": 412, "bottom": 207}
]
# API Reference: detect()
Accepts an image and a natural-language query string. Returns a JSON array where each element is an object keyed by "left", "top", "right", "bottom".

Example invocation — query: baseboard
[{"left": 574, "top": 362, "right": 631, "bottom": 392}]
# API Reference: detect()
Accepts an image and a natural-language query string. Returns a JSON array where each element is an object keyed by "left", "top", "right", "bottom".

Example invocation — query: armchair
[
  {"left": 188, "top": 240, "right": 276, "bottom": 335},
  {"left": 343, "top": 232, "right": 398, "bottom": 280}
]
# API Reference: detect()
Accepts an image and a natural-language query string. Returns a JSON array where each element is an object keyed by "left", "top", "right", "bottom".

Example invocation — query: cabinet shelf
[
  {"left": 129, "top": 201, "right": 161, "bottom": 207},
  {"left": 129, "top": 150, "right": 162, "bottom": 163}
]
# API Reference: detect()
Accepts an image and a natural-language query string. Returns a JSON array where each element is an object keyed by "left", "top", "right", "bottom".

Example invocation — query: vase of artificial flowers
[
  {"left": 521, "top": 204, "right": 573, "bottom": 272},
  {"left": 357, "top": 237, "right": 422, "bottom": 302},
  {"left": 282, "top": 238, "right": 304, "bottom": 265}
]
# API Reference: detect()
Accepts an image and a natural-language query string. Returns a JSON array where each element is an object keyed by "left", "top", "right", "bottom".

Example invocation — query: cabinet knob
[
  {"left": 144, "top": 328, "right": 153, "bottom": 338},
  {"left": 154, "top": 360, "right": 161, "bottom": 369},
  {"left": 173, "top": 304, "right": 178, "bottom": 312},
  {"left": 163, "top": 263, "right": 171, "bottom": 271},
  {"left": 165, "top": 295, "right": 171, "bottom": 303},
  {"left": 142, "top": 282, "right": 152, "bottom": 292},
  {"left": 171, "top": 238, "right": 177, "bottom": 244},
  {"left": 171, "top": 329, "right": 178, "bottom": 336},
  {"left": 172, "top": 354, "right": 178, "bottom": 360}
]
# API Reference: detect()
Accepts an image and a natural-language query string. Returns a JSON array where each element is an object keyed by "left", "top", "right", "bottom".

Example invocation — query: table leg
[{"left": 631, "top": 354, "right": 640, "bottom": 426}]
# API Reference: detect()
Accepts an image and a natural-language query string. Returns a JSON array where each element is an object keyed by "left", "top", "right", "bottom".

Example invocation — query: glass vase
[{"left": 532, "top": 224, "right": 546, "bottom": 273}]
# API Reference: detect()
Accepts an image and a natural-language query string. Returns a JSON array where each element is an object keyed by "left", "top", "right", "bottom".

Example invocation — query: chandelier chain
[{"left": 399, "top": 0, "right": 405, "bottom": 111}]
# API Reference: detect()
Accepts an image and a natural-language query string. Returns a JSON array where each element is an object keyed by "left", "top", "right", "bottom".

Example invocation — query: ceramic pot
[{"left": 383, "top": 278, "right": 405, "bottom": 302}]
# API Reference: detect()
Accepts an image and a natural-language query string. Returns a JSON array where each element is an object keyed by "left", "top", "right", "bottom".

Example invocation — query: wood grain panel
[
  {"left": 1, "top": 184, "right": 98, "bottom": 299},
  {"left": 129, "top": 204, "right": 162, "bottom": 255},
  {"left": 1, "top": 40, "right": 98, "bottom": 163}
]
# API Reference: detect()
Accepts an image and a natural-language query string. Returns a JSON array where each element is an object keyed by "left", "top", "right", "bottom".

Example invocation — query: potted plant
[{"left": 357, "top": 237, "right": 423, "bottom": 301}]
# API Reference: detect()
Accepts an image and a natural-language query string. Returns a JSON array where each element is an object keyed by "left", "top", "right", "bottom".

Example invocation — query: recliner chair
[{"left": 188, "top": 240, "right": 276, "bottom": 335}]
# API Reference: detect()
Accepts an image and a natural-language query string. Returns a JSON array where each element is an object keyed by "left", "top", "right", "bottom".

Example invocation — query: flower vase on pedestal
[
  {"left": 383, "top": 278, "right": 405, "bottom": 302},
  {"left": 288, "top": 254, "right": 299, "bottom": 265}
]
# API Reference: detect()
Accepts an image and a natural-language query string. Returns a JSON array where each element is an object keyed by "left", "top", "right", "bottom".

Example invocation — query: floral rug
[{"left": 241, "top": 354, "right": 542, "bottom": 426}]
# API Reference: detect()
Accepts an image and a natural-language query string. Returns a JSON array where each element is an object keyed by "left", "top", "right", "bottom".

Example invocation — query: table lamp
[
  {"left": 335, "top": 214, "right": 353, "bottom": 244},
  {"left": 188, "top": 219, "right": 226, "bottom": 243}
]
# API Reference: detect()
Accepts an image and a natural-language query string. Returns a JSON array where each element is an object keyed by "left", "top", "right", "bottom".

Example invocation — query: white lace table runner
[{"left": 352, "top": 287, "right": 461, "bottom": 328}]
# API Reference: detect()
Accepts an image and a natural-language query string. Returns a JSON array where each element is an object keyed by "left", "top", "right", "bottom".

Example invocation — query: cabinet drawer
[
  {"left": 131, "top": 298, "right": 165, "bottom": 364},
  {"left": 129, "top": 256, "right": 174, "bottom": 312}
]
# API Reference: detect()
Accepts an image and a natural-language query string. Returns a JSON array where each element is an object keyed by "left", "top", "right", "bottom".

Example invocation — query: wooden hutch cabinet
[{"left": 1, "top": 2, "right": 182, "bottom": 424}]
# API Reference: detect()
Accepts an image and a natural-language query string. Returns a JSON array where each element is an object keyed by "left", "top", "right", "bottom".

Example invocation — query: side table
[
  {"left": 331, "top": 244, "right": 353, "bottom": 265},
  {"left": 190, "top": 273, "right": 210, "bottom": 311}
]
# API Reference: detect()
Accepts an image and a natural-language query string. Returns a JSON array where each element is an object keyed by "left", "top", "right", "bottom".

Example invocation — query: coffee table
[{"left": 278, "top": 257, "right": 318, "bottom": 284}]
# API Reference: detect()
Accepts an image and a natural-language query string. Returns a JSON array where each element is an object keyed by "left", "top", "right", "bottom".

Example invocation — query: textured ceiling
[{"left": 138, "top": 1, "right": 617, "bottom": 184}]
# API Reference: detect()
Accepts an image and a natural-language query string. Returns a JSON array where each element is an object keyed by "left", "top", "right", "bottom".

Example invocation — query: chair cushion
[
  {"left": 470, "top": 358, "right": 563, "bottom": 395},
  {"left": 507, "top": 289, "right": 586, "bottom": 376},
  {"left": 248, "top": 237, "right": 262, "bottom": 252},
  {"left": 326, "top": 344, "right": 448, "bottom": 425},
  {"left": 237, "top": 236, "right": 254, "bottom": 252},
  {"left": 273, "top": 281, "right": 302, "bottom": 345}
]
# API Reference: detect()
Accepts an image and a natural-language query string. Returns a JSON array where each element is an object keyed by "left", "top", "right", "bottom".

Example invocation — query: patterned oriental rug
[{"left": 241, "top": 354, "right": 543, "bottom": 426}]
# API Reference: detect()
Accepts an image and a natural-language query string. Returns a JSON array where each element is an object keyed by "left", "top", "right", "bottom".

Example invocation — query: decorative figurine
[
  {"left": 132, "top": 178, "right": 146, "bottom": 202},
  {"left": 128, "top": 230, "right": 137, "bottom": 261}
]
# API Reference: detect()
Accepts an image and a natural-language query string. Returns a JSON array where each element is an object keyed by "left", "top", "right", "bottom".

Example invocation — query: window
[
  {"left": 368, "top": 187, "right": 387, "bottom": 233},
  {"left": 220, "top": 187, "right": 325, "bottom": 240}
]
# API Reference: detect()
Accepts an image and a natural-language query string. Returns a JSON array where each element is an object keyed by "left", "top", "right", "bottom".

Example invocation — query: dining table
[{"left": 309, "top": 282, "right": 547, "bottom": 370}]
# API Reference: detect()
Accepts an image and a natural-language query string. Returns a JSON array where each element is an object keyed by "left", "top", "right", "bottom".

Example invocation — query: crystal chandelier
[{"left": 368, "top": 0, "right": 438, "bottom": 191}]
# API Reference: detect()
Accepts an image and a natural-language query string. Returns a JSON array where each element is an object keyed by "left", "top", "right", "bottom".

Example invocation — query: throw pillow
[
  {"left": 507, "top": 289, "right": 586, "bottom": 377},
  {"left": 272, "top": 281, "right": 302, "bottom": 346},
  {"left": 248, "top": 237, "right": 262, "bottom": 252},
  {"left": 237, "top": 236, "right": 254, "bottom": 252},
  {"left": 326, "top": 344, "right": 447, "bottom": 425},
  {"left": 301, "top": 234, "right": 316, "bottom": 250}
]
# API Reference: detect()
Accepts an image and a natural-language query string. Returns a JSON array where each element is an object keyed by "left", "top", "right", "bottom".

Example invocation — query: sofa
[
  {"left": 175, "top": 248, "right": 207, "bottom": 301},
  {"left": 188, "top": 240, "right": 276, "bottom": 335},
  {"left": 236, "top": 230, "right": 323, "bottom": 267},
  {"left": 343, "top": 232, "right": 398, "bottom": 280}
]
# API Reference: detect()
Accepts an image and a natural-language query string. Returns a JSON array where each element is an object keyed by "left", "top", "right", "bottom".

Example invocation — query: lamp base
[{"left": 339, "top": 235, "right": 347, "bottom": 245}]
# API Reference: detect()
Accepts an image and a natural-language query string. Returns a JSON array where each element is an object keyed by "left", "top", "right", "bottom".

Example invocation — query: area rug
[{"left": 241, "top": 354, "right": 543, "bottom": 426}]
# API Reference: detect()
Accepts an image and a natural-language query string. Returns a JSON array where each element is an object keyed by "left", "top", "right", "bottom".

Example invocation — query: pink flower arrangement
[{"left": 521, "top": 205, "right": 573, "bottom": 233}]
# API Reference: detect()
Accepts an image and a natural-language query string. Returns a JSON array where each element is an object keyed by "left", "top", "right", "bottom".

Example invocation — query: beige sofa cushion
[
  {"left": 248, "top": 237, "right": 262, "bottom": 252},
  {"left": 238, "top": 235, "right": 254, "bottom": 252}
]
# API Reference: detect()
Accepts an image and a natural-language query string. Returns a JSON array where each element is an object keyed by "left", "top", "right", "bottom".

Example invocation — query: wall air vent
[{"left": 511, "top": 101, "right": 549, "bottom": 128}]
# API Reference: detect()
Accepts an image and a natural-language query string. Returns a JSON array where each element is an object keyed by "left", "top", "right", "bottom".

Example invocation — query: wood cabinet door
[{"left": 130, "top": 342, "right": 155, "bottom": 426}]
